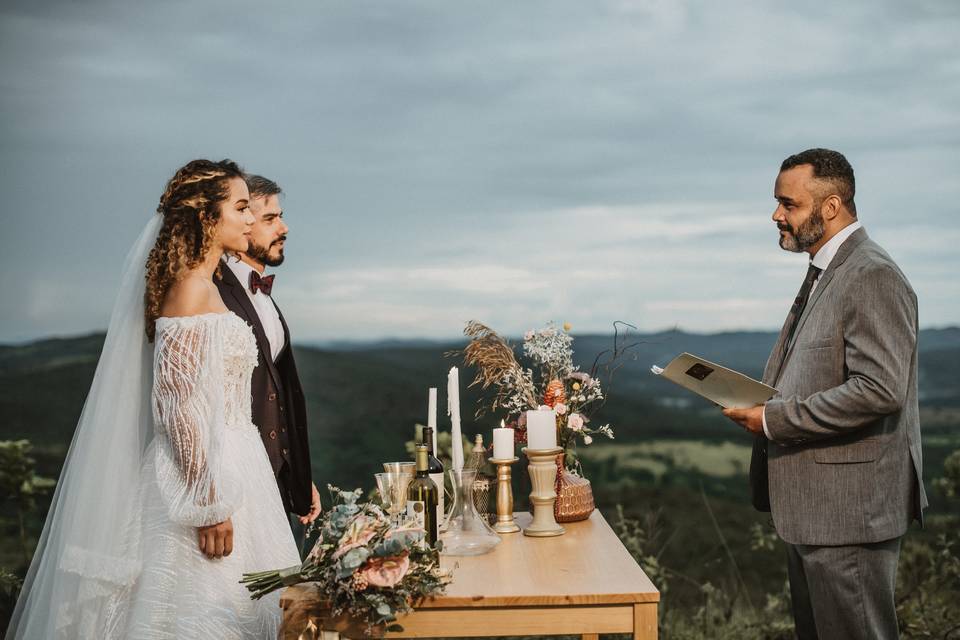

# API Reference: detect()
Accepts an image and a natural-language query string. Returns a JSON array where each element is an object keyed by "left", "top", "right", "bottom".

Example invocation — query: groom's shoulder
[{"left": 216, "top": 262, "right": 241, "bottom": 289}]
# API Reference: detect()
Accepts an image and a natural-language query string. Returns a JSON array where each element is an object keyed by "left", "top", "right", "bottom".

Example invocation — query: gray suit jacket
[{"left": 753, "top": 228, "right": 927, "bottom": 546}]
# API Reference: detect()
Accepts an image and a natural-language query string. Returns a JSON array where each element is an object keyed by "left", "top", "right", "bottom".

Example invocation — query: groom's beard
[
  {"left": 247, "top": 235, "right": 286, "bottom": 267},
  {"left": 779, "top": 203, "right": 825, "bottom": 253}
]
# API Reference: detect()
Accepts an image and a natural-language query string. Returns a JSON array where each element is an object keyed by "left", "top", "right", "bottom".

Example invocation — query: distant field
[{"left": 580, "top": 440, "right": 751, "bottom": 480}]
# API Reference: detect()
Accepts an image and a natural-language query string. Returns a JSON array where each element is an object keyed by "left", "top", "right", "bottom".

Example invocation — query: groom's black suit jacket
[{"left": 215, "top": 265, "right": 312, "bottom": 516}]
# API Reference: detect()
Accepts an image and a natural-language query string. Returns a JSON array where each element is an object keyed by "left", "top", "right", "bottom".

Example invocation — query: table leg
[{"left": 633, "top": 602, "right": 658, "bottom": 640}]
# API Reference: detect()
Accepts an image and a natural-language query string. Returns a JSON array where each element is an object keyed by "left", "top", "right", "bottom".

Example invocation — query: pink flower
[
  {"left": 359, "top": 553, "right": 411, "bottom": 589},
  {"left": 567, "top": 413, "right": 584, "bottom": 432},
  {"left": 332, "top": 515, "right": 379, "bottom": 559},
  {"left": 583, "top": 435, "right": 593, "bottom": 445},
  {"left": 524, "top": 330, "right": 534, "bottom": 340},
  {"left": 554, "top": 402, "right": 568, "bottom": 416}
]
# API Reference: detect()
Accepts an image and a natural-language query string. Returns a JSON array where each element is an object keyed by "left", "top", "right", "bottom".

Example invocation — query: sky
[{"left": 1, "top": 0, "right": 958, "bottom": 343}]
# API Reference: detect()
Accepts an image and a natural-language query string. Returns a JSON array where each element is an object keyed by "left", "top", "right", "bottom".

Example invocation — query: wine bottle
[
  {"left": 423, "top": 427, "right": 445, "bottom": 525},
  {"left": 407, "top": 444, "right": 439, "bottom": 545}
]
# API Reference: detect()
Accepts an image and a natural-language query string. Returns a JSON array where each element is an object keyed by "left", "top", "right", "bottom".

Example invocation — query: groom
[
  {"left": 723, "top": 149, "right": 926, "bottom": 639},
  {"left": 216, "top": 174, "right": 321, "bottom": 524}
]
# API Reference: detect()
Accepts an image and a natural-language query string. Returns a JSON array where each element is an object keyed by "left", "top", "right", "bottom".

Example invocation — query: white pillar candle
[
  {"left": 526, "top": 409, "right": 557, "bottom": 450},
  {"left": 493, "top": 426, "right": 514, "bottom": 460},
  {"left": 448, "top": 367, "right": 464, "bottom": 471}
]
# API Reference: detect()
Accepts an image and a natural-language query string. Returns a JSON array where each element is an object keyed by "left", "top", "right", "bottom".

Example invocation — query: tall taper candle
[
  {"left": 428, "top": 387, "right": 438, "bottom": 453},
  {"left": 448, "top": 367, "right": 464, "bottom": 471}
]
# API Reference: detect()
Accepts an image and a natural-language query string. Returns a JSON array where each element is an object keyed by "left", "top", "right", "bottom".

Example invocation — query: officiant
[
  {"left": 723, "top": 149, "right": 926, "bottom": 639},
  {"left": 216, "top": 174, "right": 322, "bottom": 525}
]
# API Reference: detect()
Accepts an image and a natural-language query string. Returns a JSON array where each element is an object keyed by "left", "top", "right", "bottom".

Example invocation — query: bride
[{"left": 7, "top": 159, "right": 301, "bottom": 639}]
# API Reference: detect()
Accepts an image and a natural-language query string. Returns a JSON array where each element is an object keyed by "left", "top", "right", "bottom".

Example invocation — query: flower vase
[{"left": 553, "top": 453, "right": 595, "bottom": 522}]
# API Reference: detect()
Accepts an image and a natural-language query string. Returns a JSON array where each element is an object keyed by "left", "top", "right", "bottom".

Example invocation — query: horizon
[{"left": 4, "top": 323, "right": 958, "bottom": 350}]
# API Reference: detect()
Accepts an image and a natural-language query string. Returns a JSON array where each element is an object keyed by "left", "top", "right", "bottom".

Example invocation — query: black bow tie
[{"left": 249, "top": 271, "right": 275, "bottom": 296}]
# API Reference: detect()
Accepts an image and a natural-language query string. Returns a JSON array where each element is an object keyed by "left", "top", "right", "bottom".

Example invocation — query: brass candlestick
[
  {"left": 522, "top": 447, "right": 565, "bottom": 537},
  {"left": 489, "top": 456, "right": 520, "bottom": 534}
]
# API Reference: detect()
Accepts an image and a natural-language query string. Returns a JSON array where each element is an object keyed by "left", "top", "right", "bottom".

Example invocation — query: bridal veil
[{"left": 7, "top": 214, "right": 161, "bottom": 638}]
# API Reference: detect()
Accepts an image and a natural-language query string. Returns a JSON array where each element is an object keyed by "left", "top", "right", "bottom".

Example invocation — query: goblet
[
  {"left": 382, "top": 462, "right": 415, "bottom": 476},
  {"left": 375, "top": 471, "right": 413, "bottom": 526}
]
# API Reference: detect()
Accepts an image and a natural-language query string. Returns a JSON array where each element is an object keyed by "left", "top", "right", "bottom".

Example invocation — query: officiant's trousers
[{"left": 786, "top": 537, "right": 901, "bottom": 640}]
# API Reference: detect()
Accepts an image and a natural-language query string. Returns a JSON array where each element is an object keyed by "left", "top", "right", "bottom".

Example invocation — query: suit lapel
[
  {"left": 272, "top": 297, "right": 291, "bottom": 359},
  {"left": 219, "top": 264, "right": 285, "bottom": 394},
  {"left": 775, "top": 228, "right": 870, "bottom": 381},
  {"left": 763, "top": 315, "right": 792, "bottom": 386}
]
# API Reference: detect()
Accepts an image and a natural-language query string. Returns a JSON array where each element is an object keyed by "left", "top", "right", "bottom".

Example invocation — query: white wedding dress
[
  {"left": 8, "top": 216, "right": 300, "bottom": 639},
  {"left": 124, "top": 311, "right": 301, "bottom": 638}
]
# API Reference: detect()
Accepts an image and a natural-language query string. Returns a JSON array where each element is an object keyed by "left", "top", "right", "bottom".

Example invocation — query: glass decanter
[{"left": 440, "top": 468, "right": 501, "bottom": 556}]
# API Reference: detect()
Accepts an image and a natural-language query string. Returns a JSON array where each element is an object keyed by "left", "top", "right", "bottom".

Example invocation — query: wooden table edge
[
  {"left": 281, "top": 584, "right": 660, "bottom": 609},
  {"left": 410, "top": 592, "right": 661, "bottom": 607}
]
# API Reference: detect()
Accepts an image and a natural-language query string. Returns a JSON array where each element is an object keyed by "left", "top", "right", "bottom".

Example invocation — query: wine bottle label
[
  {"left": 429, "top": 472, "right": 445, "bottom": 528},
  {"left": 406, "top": 500, "right": 426, "bottom": 536}
]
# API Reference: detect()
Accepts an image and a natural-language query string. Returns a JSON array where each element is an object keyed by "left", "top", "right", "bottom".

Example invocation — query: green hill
[
  {"left": 2, "top": 329, "right": 959, "bottom": 635},
  {"left": 3, "top": 327, "right": 959, "bottom": 488}
]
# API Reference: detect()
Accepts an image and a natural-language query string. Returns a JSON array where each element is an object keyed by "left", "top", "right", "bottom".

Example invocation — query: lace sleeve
[{"left": 152, "top": 316, "right": 241, "bottom": 527}]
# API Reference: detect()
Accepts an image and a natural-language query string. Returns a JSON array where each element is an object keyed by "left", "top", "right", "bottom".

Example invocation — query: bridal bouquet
[
  {"left": 461, "top": 320, "right": 615, "bottom": 466},
  {"left": 241, "top": 487, "right": 449, "bottom": 634}
]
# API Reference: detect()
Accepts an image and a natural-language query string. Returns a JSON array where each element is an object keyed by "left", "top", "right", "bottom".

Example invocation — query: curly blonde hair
[{"left": 144, "top": 159, "right": 244, "bottom": 341}]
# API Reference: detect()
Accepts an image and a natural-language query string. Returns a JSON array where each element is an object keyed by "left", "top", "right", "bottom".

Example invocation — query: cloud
[{"left": 0, "top": 0, "right": 958, "bottom": 341}]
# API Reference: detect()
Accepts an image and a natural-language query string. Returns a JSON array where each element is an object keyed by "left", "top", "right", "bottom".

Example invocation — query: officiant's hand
[
  {"left": 298, "top": 483, "right": 322, "bottom": 525},
  {"left": 722, "top": 405, "right": 765, "bottom": 436},
  {"left": 197, "top": 518, "right": 233, "bottom": 559}
]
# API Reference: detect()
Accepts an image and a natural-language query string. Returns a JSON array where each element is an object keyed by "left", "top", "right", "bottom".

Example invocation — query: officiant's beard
[
  {"left": 246, "top": 237, "right": 286, "bottom": 267},
  {"left": 779, "top": 203, "right": 825, "bottom": 253}
]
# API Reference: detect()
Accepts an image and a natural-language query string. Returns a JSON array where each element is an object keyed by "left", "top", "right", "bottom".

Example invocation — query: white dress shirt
[
  {"left": 762, "top": 221, "right": 863, "bottom": 440},
  {"left": 225, "top": 256, "right": 286, "bottom": 362}
]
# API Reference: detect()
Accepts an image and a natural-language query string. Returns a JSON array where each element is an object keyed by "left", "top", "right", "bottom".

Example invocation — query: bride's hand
[{"left": 197, "top": 518, "right": 234, "bottom": 559}]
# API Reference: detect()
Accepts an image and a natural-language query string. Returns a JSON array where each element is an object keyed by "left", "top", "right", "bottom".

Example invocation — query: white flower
[
  {"left": 522, "top": 322, "right": 574, "bottom": 375},
  {"left": 554, "top": 402, "right": 568, "bottom": 415},
  {"left": 583, "top": 435, "right": 593, "bottom": 445},
  {"left": 567, "top": 413, "right": 584, "bottom": 431}
]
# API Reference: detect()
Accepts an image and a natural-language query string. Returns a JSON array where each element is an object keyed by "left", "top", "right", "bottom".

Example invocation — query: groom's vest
[{"left": 215, "top": 266, "right": 313, "bottom": 516}]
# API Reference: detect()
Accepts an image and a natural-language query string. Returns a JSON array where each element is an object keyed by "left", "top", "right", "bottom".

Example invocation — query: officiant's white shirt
[
  {"left": 763, "top": 220, "right": 863, "bottom": 440},
  {"left": 225, "top": 256, "right": 286, "bottom": 362}
]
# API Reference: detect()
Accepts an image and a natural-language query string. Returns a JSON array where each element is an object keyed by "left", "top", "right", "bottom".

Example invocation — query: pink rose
[
  {"left": 359, "top": 553, "right": 411, "bottom": 589},
  {"left": 567, "top": 413, "right": 584, "bottom": 432},
  {"left": 554, "top": 403, "right": 568, "bottom": 416}
]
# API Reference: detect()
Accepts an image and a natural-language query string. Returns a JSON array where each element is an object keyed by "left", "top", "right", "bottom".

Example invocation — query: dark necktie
[
  {"left": 785, "top": 263, "right": 822, "bottom": 348},
  {"left": 249, "top": 271, "right": 275, "bottom": 296}
]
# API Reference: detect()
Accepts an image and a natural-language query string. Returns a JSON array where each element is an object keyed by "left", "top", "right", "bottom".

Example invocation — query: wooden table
[{"left": 280, "top": 510, "right": 660, "bottom": 639}]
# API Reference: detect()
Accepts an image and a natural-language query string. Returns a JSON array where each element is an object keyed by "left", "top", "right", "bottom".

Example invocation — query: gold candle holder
[
  {"left": 489, "top": 456, "right": 520, "bottom": 534},
  {"left": 522, "top": 447, "right": 565, "bottom": 537}
]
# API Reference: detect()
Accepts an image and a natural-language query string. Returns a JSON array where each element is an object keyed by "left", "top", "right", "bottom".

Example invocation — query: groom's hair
[
  {"left": 781, "top": 148, "right": 857, "bottom": 216},
  {"left": 245, "top": 174, "right": 282, "bottom": 200}
]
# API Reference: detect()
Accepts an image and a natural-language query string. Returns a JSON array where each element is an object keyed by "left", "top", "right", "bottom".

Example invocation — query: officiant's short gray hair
[{"left": 245, "top": 174, "right": 282, "bottom": 200}]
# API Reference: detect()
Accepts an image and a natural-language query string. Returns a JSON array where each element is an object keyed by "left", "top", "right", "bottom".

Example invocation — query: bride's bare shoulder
[{"left": 159, "top": 274, "right": 227, "bottom": 319}]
